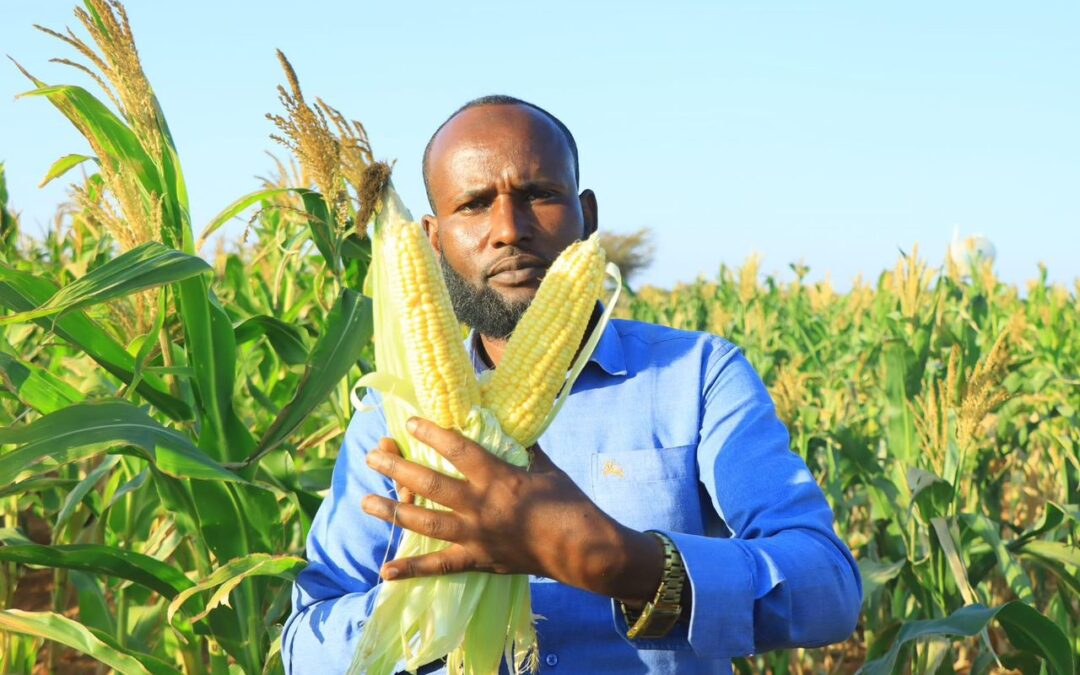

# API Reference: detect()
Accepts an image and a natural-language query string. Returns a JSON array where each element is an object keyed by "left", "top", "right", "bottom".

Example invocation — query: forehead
[{"left": 426, "top": 105, "right": 575, "bottom": 194}]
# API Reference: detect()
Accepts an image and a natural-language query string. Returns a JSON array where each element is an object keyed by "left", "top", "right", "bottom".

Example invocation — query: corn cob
[
  {"left": 481, "top": 233, "right": 606, "bottom": 446},
  {"left": 354, "top": 182, "right": 540, "bottom": 675},
  {"left": 355, "top": 179, "right": 613, "bottom": 675},
  {"left": 389, "top": 219, "right": 480, "bottom": 428}
]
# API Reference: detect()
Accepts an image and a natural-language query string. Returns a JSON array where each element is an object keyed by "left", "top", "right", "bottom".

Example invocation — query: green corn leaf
[
  {"left": 123, "top": 283, "right": 169, "bottom": 401},
  {"left": 15, "top": 77, "right": 163, "bottom": 199},
  {"left": 160, "top": 142, "right": 192, "bottom": 252},
  {"left": 166, "top": 553, "right": 306, "bottom": 625},
  {"left": 341, "top": 232, "right": 371, "bottom": 263},
  {"left": 0, "top": 477, "right": 78, "bottom": 500},
  {"left": 104, "top": 467, "right": 150, "bottom": 514},
  {"left": 262, "top": 635, "right": 285, "bottom": 675},
  {"left": 70, "top": 570, "right": 115, "bottom": 635},
  {"left": 38, "top": 153, "right": 97, "bottom": 188},
  {"left": 0, "top": 543, "right": 193, "bottom": 599},
  {"left": 54, "top": 455, "right": 121, "bottom": 536},
  {"left": 0, "top": 242, "right": 210, "bottom": 326},
  {"left": 857, "top": 558, "right": 906, "bottom": 603},
  {"left": 906, "top": 467, "right": 953, "bottom": 523},
  {"left": 238, "top": 288, "right": 372, "bottom": 468},
  {"left": 0, "top": 265, "right": 190, "bottom": 420},
  {"left": 962, "top": 514, "right": 1035, "bottom": 602},
  {"left": 224, "top": 255, "right": 259, "bottom": 315},
  {"left": 0, "top": 609, "right": 156, "bottom": 675},
  {"left": 1016, "top": 539, "right": 1080, "bottom": 568},
  {"left": 0, "top": 529, "right": 34, "bottom": 546},
  {"left": 858, "top": 601, "right": 1073, "bottom": 675},
  {"left": 930, "top": 517, "right": 981, "bottom": 608},
  {"left": 0, "top": 351, "right": 84, "bottom": 413},
  {"left": 299, "top": 189, "right": 339, "bottom": 273},
  {"left": 0, "top": 399, "right": 240, "bottom": 485},
  {"left": 90, "top": 623, "right": 187, "bottom": 675},
  {"left": 1011, "top": 501, "right": 1078, "bottom": 547},
  {"left": 148, "top": 468, "right": 203, "bottom": 543},
  {"left": 176, "top": 275, "right": 255, "bottom": 463},
  {"left": 883, "top": 340, "right": 918, "bottom": 463},
  {"left": 185, "top": 470, "right": 287, "bottom": 667},
  {"left": 1022, "top": 556, "right": 1080, "bottom": 597},
  {"left": 234, "top": 315, "right": 309, "bottom": 365},
  {"left": 196, "top": 187, "right": 297, "bottom": 251}
]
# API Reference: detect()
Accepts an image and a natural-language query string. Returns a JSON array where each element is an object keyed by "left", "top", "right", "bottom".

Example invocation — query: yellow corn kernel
[
  {"left": 390, "top": 220, "right": 480, "bottom": 429},
  {"left": 482, "top": 233, "right": 606, "bottom": 446}
]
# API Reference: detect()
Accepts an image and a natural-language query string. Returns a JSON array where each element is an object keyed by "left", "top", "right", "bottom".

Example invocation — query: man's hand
[{"left": 360, "top": 417, "right": 664, "bottom": 603}]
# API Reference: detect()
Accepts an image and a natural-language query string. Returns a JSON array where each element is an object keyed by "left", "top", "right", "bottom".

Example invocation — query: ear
[
  {"left": 579, "top": 189, "right": 598, "bottom": 237},
  {"left": 421, "top": 214, "right": 442, "bottom": 256}
]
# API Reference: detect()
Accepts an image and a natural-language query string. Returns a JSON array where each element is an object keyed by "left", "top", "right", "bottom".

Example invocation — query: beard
[{"left": 439, "top": 255, "right": 532, "bottom": 340}]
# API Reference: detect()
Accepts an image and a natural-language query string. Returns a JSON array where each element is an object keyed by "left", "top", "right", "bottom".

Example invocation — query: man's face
[{"left": 421, "top": 104, "right": 597, "bottom": 338}]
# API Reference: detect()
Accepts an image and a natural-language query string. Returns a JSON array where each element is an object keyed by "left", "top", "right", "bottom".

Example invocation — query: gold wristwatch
[{"left": 621, "top": 530, "right": 686, "bottom": 639}]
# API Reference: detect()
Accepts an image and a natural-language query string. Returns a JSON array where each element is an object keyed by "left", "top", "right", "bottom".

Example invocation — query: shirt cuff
[
  {"left": 609, "top": 529, "right": 758, "bottom": 658},
  {"left": 670, "top": 529, "right": 758, "bottom": 658},
  {"left": 609, "top": 597, "right": 692, "bottom": 652}
]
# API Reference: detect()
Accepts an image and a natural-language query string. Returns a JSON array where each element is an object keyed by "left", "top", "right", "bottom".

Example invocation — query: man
[{"left": 282, "top": 96, "right": 861, "bottom": 674}]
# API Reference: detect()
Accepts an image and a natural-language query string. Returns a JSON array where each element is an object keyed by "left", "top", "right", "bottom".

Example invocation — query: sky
[{"left": 1, "top": 1, "right": 1077, "bottom": 290}]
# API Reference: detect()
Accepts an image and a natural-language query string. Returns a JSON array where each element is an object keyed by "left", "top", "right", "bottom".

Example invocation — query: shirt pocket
[{"left": 589, "top": 445, "right": 704, "bottom": 534}]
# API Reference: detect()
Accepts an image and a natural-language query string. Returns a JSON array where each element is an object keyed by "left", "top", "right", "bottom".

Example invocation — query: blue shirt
[{"left": 282, "top": 319, "right": 862, "bottom": 674}]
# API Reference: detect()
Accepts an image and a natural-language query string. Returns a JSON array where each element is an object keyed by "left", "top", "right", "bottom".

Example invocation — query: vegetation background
[{"left": 0, "top": 2, "right": 1076, "bottom": 674}]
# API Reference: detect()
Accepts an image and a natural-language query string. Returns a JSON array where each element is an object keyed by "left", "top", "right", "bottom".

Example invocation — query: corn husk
[{"left": 349, "top": 180, "right": 619, "bottom": 675}]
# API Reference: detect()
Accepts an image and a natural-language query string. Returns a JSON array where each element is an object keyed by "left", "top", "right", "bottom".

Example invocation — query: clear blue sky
[{"left": 2, "top": 1, "right": 1077, "bottom": 290}]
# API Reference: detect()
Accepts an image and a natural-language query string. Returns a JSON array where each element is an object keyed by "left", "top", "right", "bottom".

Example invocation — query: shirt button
[{"left": 544, "top": 653, "right": 559, "bottom": 667}]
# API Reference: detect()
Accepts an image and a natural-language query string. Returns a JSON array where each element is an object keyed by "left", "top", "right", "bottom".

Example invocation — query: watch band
[{"left": 621, "top": 530, "right": 686, "bottom": 639}]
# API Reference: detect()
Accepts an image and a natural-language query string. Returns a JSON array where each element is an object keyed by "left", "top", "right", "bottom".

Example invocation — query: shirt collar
[{"left": 466, "top": 304, "right": 627, "bottom": 377}]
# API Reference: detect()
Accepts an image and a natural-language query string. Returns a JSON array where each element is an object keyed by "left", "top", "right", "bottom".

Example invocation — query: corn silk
[{"left": 348, "top": 183, "right": 620, "bottom": 675}]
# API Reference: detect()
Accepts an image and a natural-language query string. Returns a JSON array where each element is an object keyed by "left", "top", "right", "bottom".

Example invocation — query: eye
[
  {"left": 457, "top": 197, "right": 489, "bottom": 213},
  {"left": 527, "top": 188, "right": 555, "bottom": 201}
]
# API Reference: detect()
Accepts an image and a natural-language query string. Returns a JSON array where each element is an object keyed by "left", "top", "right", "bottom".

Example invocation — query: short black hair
[{"left": 421, "top": 94, "right": 580, "bottom": 210}]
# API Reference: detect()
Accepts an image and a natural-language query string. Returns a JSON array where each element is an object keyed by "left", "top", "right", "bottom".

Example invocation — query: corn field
[{"left": 0, "top": 2, "right": 1076, "bottom": 673}]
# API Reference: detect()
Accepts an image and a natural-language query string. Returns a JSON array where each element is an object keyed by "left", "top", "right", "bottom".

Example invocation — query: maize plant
[
  {"left": 0, "top": 2, "right": 376, "bottom": 673},
  {"left": 623, "top": 252, "right": 1077, "bottom": 674}
]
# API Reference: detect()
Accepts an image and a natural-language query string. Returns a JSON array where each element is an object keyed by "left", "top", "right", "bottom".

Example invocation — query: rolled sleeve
[{"left": 608, "top": 532, "right": 756, "bottom": 656}]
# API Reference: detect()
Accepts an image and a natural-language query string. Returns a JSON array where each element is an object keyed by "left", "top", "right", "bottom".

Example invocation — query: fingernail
[
  {"left": 384, "top": 566, "right": 399, "bottom": 580},
  {"left": 406, "top": 417, "right": 418, "bottom": 433},
  {"left": 366, "top": 452, "right": 387, "bottom": 470}
]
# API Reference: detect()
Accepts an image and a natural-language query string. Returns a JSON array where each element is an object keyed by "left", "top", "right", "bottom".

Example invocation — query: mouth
[{"left": 487, "top": 255, "right": 549, "bottom": 286}]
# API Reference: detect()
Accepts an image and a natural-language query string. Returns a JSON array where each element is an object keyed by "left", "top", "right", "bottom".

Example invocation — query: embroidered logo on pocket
[{"left": 601, "top": 460, "right": 625, "bottom": 478}]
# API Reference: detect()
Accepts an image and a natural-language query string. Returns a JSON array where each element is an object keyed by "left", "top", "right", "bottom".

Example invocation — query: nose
[{"left": 487, "top": 194, "right": 533, "bottom": 248}]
